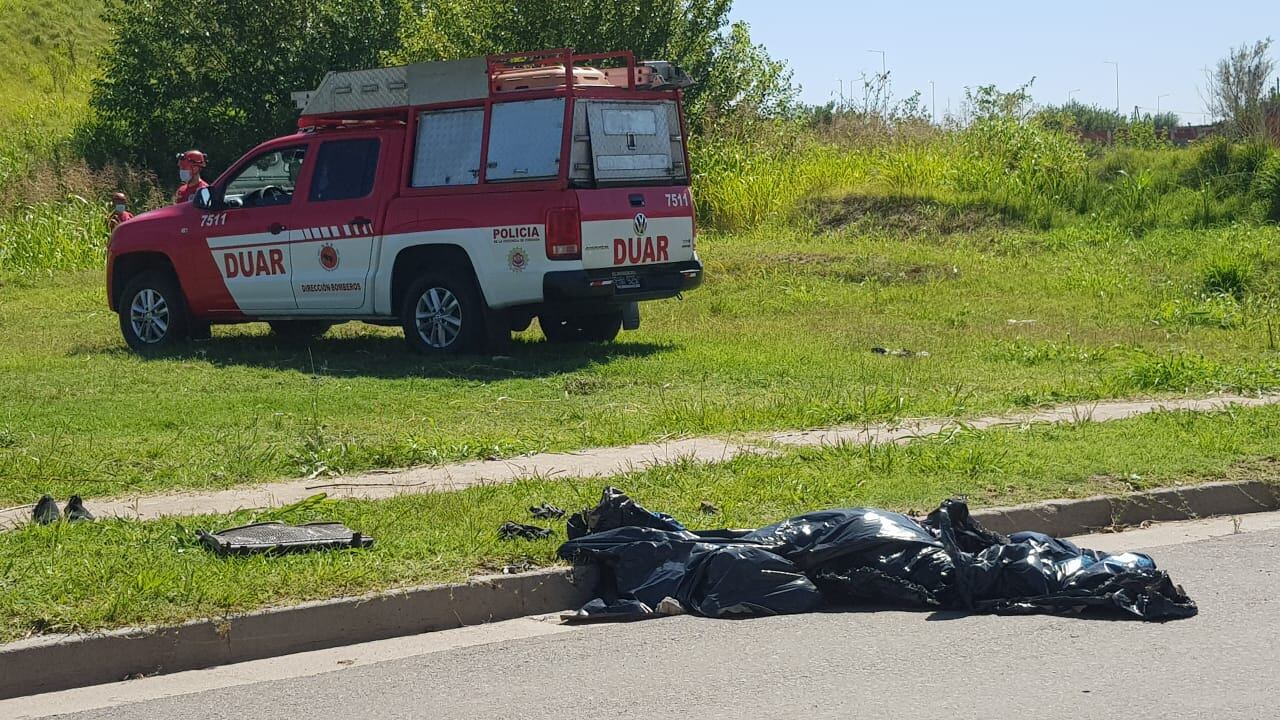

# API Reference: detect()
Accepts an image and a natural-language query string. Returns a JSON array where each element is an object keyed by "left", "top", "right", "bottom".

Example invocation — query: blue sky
[{"left": 729, "top": 1, "right": 1280, "bottom": 124}]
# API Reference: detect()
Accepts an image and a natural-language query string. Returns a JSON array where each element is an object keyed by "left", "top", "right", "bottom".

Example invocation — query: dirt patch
[
  {"left": 1212, "top": 456, "right": 1280, "bottom": 484},
  {"left": 806, "top": 194, "right": 1012, "bottom": 236},
  {"left": 1087, "top": 457, "right": 1280, "bottom": 497},
  {"left": 752, "top": 253, "right": 960, "bottom": 285}
]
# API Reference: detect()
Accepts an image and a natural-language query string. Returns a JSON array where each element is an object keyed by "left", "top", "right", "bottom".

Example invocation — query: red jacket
[
  {"left": 174, "top": 179, "right": 209, "bottom": 204},
  {"left": 108, "top": 211, "right": 134, "bottom": 230}
]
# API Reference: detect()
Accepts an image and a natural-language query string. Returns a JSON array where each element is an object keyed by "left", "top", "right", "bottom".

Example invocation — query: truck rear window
[{"left": 601, "top": 108, "right": 658, "bottom": 136}]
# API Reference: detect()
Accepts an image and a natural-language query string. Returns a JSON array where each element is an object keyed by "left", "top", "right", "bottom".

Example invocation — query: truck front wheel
[
  {"left": 400, "top": 273, "right": 484, "bottom": 354},
  {"left": 118, "top": 270, "right": 189, "bottom": 354}
]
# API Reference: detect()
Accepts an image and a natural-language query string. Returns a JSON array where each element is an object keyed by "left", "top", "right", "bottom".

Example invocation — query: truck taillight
[{"left": 545, "top": 208, "right": 581, "bottom": 260}]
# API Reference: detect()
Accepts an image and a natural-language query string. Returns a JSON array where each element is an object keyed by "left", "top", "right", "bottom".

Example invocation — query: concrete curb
[
  {"left": 971, "top": 480, "right": 1280, "bottom": 536},
  {"left": 0, "top": 566, "right": 597, "bottom": 701},
  {"left": 3, "top": 479, "right": 1278, "bottom": 700}
]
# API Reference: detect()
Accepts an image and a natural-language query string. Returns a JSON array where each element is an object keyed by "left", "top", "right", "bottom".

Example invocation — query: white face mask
[
  {"left": 179, "top": 169, "right": 192, "bottom": 183},
  {"left": 114, "top": 204, "right": 127, "bottom": 213}
]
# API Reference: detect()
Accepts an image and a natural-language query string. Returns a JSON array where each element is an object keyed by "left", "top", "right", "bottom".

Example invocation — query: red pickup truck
[{"left": 106, "top": 49, "right": 703, "bottom": 354}]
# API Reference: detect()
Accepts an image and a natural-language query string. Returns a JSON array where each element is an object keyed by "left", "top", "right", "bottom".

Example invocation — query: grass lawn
[
  {"left": 2, "top": 404, "right": 1279, "bottom": 642},
  {"left": 4, "top": 214, "right": 1280, "bottom": 505}
]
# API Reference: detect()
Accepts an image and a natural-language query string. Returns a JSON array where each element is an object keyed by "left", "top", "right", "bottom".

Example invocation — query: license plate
[{"left": 613, "top": 272, "right": 641, "bottom": 290}]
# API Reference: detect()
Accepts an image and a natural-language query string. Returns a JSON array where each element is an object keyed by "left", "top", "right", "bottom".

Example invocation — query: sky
[{"left": 729, "top": 0, "right": 1280, "bottom": 125}]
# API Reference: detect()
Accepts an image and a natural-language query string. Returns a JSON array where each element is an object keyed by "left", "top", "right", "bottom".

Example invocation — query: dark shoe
[
  {"left": 33, "top": 495, "right": 61, "bottom": 525},
  {"left": 65, "top": 496, "right": 94, "bottom": 522}
]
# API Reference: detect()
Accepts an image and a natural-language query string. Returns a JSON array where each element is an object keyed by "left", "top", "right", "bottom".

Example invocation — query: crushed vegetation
[{"left": 805, "top": 194, "right": 1013, "bottom": 237}]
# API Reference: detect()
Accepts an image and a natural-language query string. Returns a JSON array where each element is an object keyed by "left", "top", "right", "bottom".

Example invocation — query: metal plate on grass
[{"left": 198, "top": 521, "right": 374, "bottom": 556}]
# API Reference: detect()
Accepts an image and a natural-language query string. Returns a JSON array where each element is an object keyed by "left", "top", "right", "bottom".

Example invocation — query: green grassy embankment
[{"left": 2, "top": 404, "right": 1279, "bottom": 642}]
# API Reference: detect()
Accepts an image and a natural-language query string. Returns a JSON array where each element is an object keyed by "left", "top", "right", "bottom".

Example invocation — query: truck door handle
[{"left": 268, "top": 222, "right": 286, "bottom": 235}]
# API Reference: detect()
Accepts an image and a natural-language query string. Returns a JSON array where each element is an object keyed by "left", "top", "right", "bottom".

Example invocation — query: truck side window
[
  {"left": 224, "top": 146, "right": 306, "bottom": 208},
  {"left": 310, "top": 138, "right": 380, "bottom": 202},
  {"left": 412, "top": 108, "right": 483, "bottom": 187},
  {"left": 486, "top": 98, "right": 565, "bottom": 181}
]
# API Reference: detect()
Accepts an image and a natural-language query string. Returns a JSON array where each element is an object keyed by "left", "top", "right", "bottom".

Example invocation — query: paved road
[{"left": 17, "top": 518, "right": 1280, "bottom": 719}]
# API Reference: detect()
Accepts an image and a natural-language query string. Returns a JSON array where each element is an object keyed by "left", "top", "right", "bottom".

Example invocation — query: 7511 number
[{"left": 665, "top": 192, "right": 690, "bottom": 208}]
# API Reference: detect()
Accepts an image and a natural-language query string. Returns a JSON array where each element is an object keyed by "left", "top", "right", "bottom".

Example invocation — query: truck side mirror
[
  {"left": 193, "top": 186, "right": 226, "bottom": 211},
  {"left": 193, "top": 186, "right": 214, "bottom": 210}
]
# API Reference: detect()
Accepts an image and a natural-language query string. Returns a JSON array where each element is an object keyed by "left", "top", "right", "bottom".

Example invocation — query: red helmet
[
  {"left": 111, "top": 191, "right": 128, "bottom": 203},
  {"left": 176, "top": 150, "right": 208, "bottom": 170}
]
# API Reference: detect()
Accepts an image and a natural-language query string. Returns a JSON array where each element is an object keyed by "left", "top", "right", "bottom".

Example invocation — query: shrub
[
  {"left": 1252, "top": 153, "right": 1280, "bottom": 222},
  {"left": 1200, "top": 254, "right": 1254, "bottom": 298}
]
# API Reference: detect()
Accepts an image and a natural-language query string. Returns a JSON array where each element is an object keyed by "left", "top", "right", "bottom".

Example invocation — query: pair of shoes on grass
[{"left": 32, "top": 495, "right": 94, "bottom": 525}]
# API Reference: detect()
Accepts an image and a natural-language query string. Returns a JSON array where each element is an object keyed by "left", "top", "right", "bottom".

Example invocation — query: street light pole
[
  {"left": 1069, "top": 88, "right": 1081, "bottom": 103},
  {"left": 867, "top": 49, "right": 886, "bottom": 76},
  {"left": 1104, "top": 60, "right": 1120, "bottom": 113},
  {"left": 930, "top": 80, "right": 936, "bottom": 124},
  {"left": 1157, "top": 93, "right": 1170, "bottom": 115}
]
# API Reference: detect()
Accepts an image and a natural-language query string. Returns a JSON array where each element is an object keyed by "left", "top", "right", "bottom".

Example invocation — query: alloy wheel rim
[
  {"left": 129, "top": 288, "right": 169, "bottom": 344},
  {"left": 414, "top": 287, "right": 462, "bottom": 348}
]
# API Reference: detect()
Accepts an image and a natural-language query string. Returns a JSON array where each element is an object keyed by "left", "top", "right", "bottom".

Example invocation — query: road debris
[
  {"left": 198, "top": 521, "right": 374, "bottom": 556},
  {"left": 529, "top": 503, "right": 566, "bottom": 520},
  {"left": 498, "top": 521, "right": 553, "bottom": 541},
  {"left": 871, "top": 347, "right": 930, "bottom": 358},
  {"left": 558, "top": 487, "right": 1196, "bottom": 623}
]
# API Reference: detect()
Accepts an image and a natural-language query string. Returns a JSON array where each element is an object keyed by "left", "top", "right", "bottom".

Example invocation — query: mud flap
[
  {"left": 198, "top": 521, "right": 374, "bottom": 556},
  {"left": 483, "top": 303, "right": 513, "bottom": 353},
  {"left": 622, "top": 301, "right": 640, "bottom": 330}
]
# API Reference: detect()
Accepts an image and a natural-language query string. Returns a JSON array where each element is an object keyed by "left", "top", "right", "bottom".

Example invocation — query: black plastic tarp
[{"left": 558, "top": 488, "right": 1196, "bottom": 622}]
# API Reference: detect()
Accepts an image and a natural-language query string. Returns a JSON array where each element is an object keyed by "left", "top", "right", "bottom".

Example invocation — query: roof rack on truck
[{"left": 290, "top": 48, "right": 693, "bottom": 121}]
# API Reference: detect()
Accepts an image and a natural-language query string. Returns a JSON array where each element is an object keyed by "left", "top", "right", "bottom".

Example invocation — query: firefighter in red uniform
[
  {"left": 174, "top": 150, "right": 209, "bottom": 203},
  {"left": 107, "top": 192, "right": 133, "bottom": 230}
]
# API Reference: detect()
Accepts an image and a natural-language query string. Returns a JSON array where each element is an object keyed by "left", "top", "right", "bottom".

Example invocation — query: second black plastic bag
[{"left": 558, "top": 487, "right": 1196, "bottom": 622}]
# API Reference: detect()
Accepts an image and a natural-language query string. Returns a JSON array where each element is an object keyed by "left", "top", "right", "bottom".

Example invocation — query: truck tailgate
[{"left": 577, "top": 187, "right": 695, "bottom": 270}]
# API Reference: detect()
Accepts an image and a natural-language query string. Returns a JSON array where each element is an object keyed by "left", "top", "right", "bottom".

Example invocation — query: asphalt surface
[{"left": 26, "top": 523, "right": 1280, "bottom": 719}]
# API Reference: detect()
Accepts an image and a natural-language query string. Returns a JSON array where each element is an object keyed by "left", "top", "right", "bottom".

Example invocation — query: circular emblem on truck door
[
  {"left": 634, "top": 213, "right": 648, "bottom": 236},
  {"left": 508, "top": 246, "right": 528, "bottom": 272},
  {"left": 319, "top": 243, "right": 339, "bottom": 271}
]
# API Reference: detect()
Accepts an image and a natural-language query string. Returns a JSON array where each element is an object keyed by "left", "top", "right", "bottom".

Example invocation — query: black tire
[
  {"left": 579, "top": 310, "right": 622, "bottom": 342},
  {"left": 117, "top": 270, "right": 189, "bottom": 354},
  {"left": 539, "top": 309, "right": 622, "bottom": 344},
  {"left": 400, "top": 271, "right": 485, "bottom": 354},
  {"left": 269, "top": 320, "right": 333, "bottom": 339},
  {"left": 538, "top": 312, "right": 579, "bottom": 343}
]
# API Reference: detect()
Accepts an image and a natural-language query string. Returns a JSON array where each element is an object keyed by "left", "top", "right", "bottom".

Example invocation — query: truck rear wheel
[
  {"left": 269, "top": 320, "right": 333, "bottom": 339},
  {"left": 118, "top": 270, "right": 188, "bottom": 354},
  {"left": 400, "top": 272, "right": 484, "bottom": 354},
  {"left": 540, "top": 309, "right": 622, "bottom": 343}
]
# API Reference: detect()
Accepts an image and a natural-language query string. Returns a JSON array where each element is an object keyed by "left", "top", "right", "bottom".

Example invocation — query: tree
[
  {"left": 393, "top": 0, "right": 796, "bottom": 128},
  {"left": 78, "top": 0, "right": 403, "bottom": 176},
  {"left": 1204, "top": 38, "right": 1276, "bottom": 138}
]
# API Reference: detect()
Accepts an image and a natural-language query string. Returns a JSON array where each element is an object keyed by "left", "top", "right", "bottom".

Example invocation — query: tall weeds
[{"left": 692, "top": 114, "right": 1279, "bottom": 235}]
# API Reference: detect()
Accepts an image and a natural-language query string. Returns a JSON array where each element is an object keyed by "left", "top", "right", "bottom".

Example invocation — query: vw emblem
[{"left": 633, "top": 213, "right": 648, "bottom": 236}]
